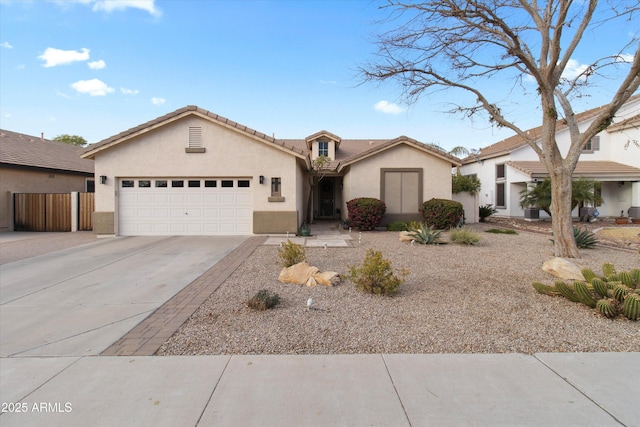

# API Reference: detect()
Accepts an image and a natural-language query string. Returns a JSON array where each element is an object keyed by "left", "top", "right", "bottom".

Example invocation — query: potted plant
[
  {"left": 615, "top": 210, "right": 629, "bottom": 225},
  {"left": 299, "top": 222, "right": 311, "bottom": 236}
]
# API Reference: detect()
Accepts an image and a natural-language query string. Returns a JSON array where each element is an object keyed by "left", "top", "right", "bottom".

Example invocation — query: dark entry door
[{"left": 319, "top": 179, "right": 334, "bottom": 218}]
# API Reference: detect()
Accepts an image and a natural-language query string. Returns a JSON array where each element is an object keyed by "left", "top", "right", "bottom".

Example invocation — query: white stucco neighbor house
[
  {"left": 81, "top": 106, "right": 460, "bottom": 236},
  {"left": 459, "top": 94, "right": 640, "bottom": 220}
]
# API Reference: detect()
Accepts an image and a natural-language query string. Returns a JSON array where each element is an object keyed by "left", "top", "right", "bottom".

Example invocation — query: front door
[{"left": 318, "top": 179, "right": 334, "bottom": 218}]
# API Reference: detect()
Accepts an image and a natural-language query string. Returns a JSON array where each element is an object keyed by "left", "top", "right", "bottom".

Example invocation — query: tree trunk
[{"left": 549, "top": 169, "right": 581, "bottom": 258}]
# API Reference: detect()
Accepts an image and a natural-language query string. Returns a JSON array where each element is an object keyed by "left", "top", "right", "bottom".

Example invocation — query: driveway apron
[{"left": 0, "top": 236, "right": 247, "bottom": 357}]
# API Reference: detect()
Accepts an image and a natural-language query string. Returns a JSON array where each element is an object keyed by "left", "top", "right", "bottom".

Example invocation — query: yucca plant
[{"left": 573, "top": 226, "right": 598, "bottom": 249}]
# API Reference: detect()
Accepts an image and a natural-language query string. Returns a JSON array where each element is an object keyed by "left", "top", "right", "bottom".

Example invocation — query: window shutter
[
  {"left": 188, "top": 127, "right": 202, "bottom": 148},
  {"left": 591, "top": 135, "right": 600, "bottom": 151}
]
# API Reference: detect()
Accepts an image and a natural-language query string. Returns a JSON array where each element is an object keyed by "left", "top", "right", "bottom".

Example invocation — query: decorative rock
[
  {"left": 399, "top": 231, "right": 415, "bottom": 242},
  {"left": 278, "top": 262, "right": 319, "bottom": 285},
  {"left": 542, "top": 257, "right": 585, "bottom": 281},
  {"left": 278, "top": 262, "right": 340, "bottom": 287},
  {"left": 313, "top": 271, "right": 341, "bottom": 287}
]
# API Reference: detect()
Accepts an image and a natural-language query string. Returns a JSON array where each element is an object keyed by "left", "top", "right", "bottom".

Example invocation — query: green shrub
[
  {"left": 387, "top": 221, "right": 409, "bottom": 231},
  {"left": 450, "top": 226, "right": 480, "bottom": 245},
  {"left": 407, "top": 221, "right": 422, "bottom": 231},
  {"left": 277, "top": 239, "right": 306, "bottom": 267},
  {"left": 411, "top": 224, "right": 443, "bottom": 245},
  {"left": 348, "top": 249, "right": 408, "bottom": 296},
  {"left": 452, "top": 174, "right": 481, "bottom": 194},
  {"left": 247, "top": 289, "right": 280, "bottom": 310},
  {"left": 346, "top": 198, "right": 386, "bottom": 231},
  {"left": 479, "top": 204, "right": 497, "bottom": 222},
  {"left": 421, "top": 198, "right": 464, "bottom": 229},
  {"left": 485, "top": 228, "right": 518, "bottom": 235}
]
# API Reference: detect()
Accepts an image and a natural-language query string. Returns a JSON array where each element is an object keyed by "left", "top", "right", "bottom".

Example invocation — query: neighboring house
[
  {"left": 81, "top": 106, "right": 460, "bottom": 236},
  {"left": 460, "top": 95, "right": 640, "bottom": 220},
  {"left": 0, "top": 129, "right": 95, "bottom": 232}
]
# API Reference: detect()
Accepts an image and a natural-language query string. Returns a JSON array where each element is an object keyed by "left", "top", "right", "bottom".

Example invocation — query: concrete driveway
[{"left": 0, "top": 235, "right": 247, "bottom": 357}]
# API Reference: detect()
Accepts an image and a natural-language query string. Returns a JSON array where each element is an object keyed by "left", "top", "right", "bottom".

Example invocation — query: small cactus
[
  {"left": 591, "top": 278, "right": 609, "bottom": 299},
  {"left": 581, "top": 268, "right": 597, "bottom": 283},
  {"left": 574, "top": 281, "right": 597, "bottom": 308},
  {"left": 532, "top": 281, "right": 559, "bottom": 296},
  {"left": 622, "top": 294, "right": 640, "bottom": 321},
  {"left": 555, "top": 281, "right": 580, "bottom": 303},
  {"left": 613, "top": 284, "right": 631, "bottom": 303},
  {"left": 618, "top": 272, "right": 633, "bottom": 288},
  {"left": 596, "top": 299, "right": 618, "bottom": 318},
  {"left": 602, "top": 262, "right": 616, "bottom": 277},
  {"left": 630, "top": 269, "right": 640, "bottom": 285}
]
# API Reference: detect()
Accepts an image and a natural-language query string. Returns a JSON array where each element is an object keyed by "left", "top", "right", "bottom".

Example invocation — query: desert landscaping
[{"left": 158, "top": 223, "right": 640, "bottom": 356}]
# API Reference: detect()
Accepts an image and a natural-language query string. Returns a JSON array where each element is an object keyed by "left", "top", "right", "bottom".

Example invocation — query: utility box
[{"left": 524, "top": 208, "right": 540, "bottom": 221}]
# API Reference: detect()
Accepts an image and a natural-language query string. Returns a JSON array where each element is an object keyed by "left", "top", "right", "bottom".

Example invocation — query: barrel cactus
[
  {"left": 532, "top": 262, "right": 639, "bottom": 321},
  {"left": 623, "top": 294, "right": 640, "bottom": 321}
]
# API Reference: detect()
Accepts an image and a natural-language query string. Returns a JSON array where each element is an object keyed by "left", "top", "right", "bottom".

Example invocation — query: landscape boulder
[
  {"left": 542, "top": 257, "right": 585, "bottom": 281},
  {"left": 278, "top": 262, "right": 340, "bottom": 287}
]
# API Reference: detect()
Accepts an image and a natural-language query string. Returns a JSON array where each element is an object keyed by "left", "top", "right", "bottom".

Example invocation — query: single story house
[
  {"left": 81, "top": 106, "right": 461, "bottom": 236},
  {"left": 0, "top": 130, "right": 95, "bottom": 232},
  {"left": 460, "top": 95, "right": 640, "bottom": 220}
]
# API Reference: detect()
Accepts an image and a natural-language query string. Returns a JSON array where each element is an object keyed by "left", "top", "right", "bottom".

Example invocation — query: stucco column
[{"left": 71, "top": 192, "right": 78, "bottom": 232}]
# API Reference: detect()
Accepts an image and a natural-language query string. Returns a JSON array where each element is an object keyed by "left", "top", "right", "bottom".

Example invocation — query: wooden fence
[{"left": 13, "top": 193, "right": 94, "bottom": 232}]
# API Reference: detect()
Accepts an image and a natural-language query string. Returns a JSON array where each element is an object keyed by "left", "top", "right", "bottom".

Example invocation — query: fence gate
[
  {"left": 13, "top": 193, "right": 94, "bottom": 232},
  {"left": 78, "top": 192, "right": 95, "bottom": 231}
]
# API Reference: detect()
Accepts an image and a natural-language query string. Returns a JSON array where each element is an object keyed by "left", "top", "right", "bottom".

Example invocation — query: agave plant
[
  {"left": 410, "top": 224, "right": 442, "bottom": 245},
  {"left": 573, "top": 226, "right": 598, "bottom": 249}
]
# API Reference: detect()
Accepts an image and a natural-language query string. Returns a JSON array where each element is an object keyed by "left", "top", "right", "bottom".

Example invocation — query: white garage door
[{"left": 118, "top": 178, "right": 252, "bottom": 236}]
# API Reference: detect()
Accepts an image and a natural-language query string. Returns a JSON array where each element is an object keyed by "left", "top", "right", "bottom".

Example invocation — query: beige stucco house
[
  {"left": 81, "top": 106, "right": 460, "bottom": 236},
  {"left": 0, "top": 130, "right": 95, "bottom": 232}
]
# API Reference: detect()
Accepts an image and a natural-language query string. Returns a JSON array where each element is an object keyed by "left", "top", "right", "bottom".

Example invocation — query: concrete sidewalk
[{"left": 1, "top": 352, "right": 637, "bottom": 426}]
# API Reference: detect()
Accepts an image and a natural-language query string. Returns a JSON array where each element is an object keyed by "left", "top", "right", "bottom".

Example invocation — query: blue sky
[{"left": 0, "top": 0, "right": 637, "bottom": 151}]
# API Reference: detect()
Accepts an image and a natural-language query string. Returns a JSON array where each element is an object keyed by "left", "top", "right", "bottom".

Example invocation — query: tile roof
[
  {"left": 281, "top": 136, "right": 460, "bottom": 171},
  {"left": 81, "top": 105, "right": 461, "bottom": 168},
  {"left": 81, "top": 105, "right": 306, "bottom": 159},
  {"left": 462, "top": 93, "right": 640, "bottom": 164},
  {"left": 1, "top": 129, "right": 94, "bottom": 174},
  {"left": 507, "top": 160, "right": 640, "bottom": 179}
]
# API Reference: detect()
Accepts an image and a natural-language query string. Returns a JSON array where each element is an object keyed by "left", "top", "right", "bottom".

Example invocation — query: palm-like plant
[{"left": 519, "top": 177, "right": 603, "bottom": 217}]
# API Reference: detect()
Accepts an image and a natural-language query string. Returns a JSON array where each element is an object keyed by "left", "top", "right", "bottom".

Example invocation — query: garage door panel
[{"left": 119, "top": 178, "right": 252, "bottom": 236}]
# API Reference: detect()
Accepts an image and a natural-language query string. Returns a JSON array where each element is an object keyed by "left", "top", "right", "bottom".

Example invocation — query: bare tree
[{"left": 361, "top": 0, "right": 640, "bottom": 258}]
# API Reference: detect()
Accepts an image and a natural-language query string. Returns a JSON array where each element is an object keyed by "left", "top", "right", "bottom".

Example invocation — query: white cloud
[
  {"left": 93, "top": 0, "right": 161, "bottom": 16},
  {"left": 47, "top": 0, "right": 160, "bottom": 16},
  {"left": 1, "top": 41, "right": 13, "bottom": 49},
  {"left": 121, "top": 87, "right": 139, "bottom": 95},
  {"left": 151, "top": 97, "right": 166, "bottom": 105},
  {"left": 561, "top": 58, "right": 590, "bottom": 80},
  {"left": 39, "top": 47, "right": 90, "bottom": 67},
  {"left": 88, "top": 59, "right": 106, "bottom": 69},
  {"left": 70, "top": 78, "right": 114, "bottom": 96},
  {"left": 56, "top": 90, "right": 73, "bottom": 99},
  {"left": 374, "top": 100, "right": 405, "bottom": 115}
]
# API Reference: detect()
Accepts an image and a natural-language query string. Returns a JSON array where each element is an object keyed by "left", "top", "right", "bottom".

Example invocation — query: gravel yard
[{"left": 158, "top": 225, "right": 640, "bottom": 356}]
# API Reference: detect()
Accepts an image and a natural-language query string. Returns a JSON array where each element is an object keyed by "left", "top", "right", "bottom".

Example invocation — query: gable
[{"left": 82, "top": 106, "right": 306, "bottom": 162}]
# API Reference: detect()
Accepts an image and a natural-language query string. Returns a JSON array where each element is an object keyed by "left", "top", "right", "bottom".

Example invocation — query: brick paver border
[{"left": 101, "top": 236, "right": 267, "bottom": 356}]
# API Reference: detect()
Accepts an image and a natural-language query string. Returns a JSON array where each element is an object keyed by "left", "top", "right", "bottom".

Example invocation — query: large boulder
[
  {"left": 313, "top": 271, "right": 341, "bottom": 287},
  {"left": 399, "top": 231, "right": 415, "bottom": 242},
  {"left": 542, "top": 257, "right": 585, "bottom": 281},
  {"left": 279, "top": 262, "right": 319, "bottom": 285},
  {"left": 278, "top": 262, "right": 340, "bottom": 287}
]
